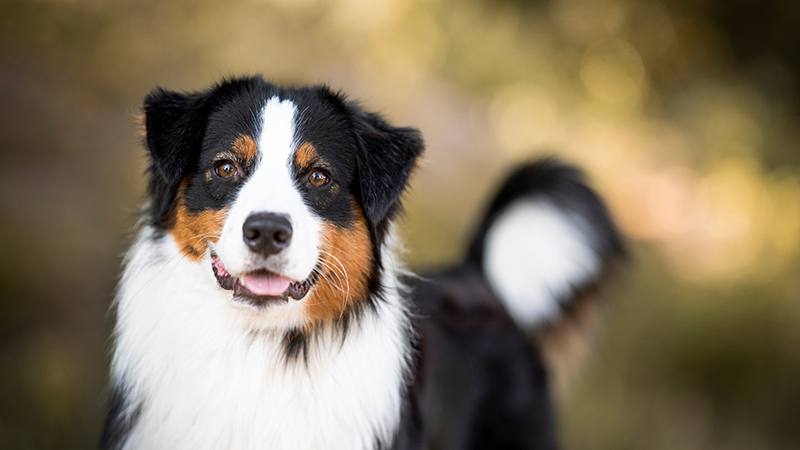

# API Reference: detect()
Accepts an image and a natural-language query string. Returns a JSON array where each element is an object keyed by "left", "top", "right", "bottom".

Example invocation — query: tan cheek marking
[
  {"left": 232, "top": 135, "right": 258, "bottom": 165},
  {"left": 295, "top": 142, "right": 318, "bottom": 168},
  {"left": 303, "top": 201, "right": 373, "bottom": 325},
  {"left": 170, "top": 184, "right": 228, "bottom": 260}
]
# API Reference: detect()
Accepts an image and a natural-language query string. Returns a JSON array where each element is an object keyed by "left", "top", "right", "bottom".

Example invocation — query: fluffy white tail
[{"left": 468, "top": 159, "right": 625, "bottom": 389}]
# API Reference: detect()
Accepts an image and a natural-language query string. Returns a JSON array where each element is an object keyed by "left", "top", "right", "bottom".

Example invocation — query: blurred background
[{"left": 1, "top": 0, "right": 799, "bottom": 448}]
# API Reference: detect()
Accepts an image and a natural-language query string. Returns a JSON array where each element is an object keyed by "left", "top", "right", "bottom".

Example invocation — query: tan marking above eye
[
  {"left": 215, "top": 161, "right": 238, "bottom": 178},
  {"left": 308, "top": 170, "right": 329, "bottom": 186},
  {"left": 295, "top": 142, "right": 318, "bottom": 168},
  {"left": 231, "top": 135, "right": 258, "bottom": 163}
]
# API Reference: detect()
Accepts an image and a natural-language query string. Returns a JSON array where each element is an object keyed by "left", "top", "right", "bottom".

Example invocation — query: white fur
[
  {"left": 215, "top": 97, "right": 323, "bottom": 330},
  {"left": 217, "top": 97, "right": 320, "bottom": 284},
  {"left": 112, "top": 230, "right": 411, "bottom": 450},
  {"left": 110, "top": 96, "right": 412, "bottom": 449},
  {"left": 483, "top": 199, "right": 601, "bottom": 329}
]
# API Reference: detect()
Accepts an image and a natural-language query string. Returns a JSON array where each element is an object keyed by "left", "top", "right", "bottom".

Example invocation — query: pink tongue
[{"left": 243, "top": 273, "right": 292, "bottom": 296}]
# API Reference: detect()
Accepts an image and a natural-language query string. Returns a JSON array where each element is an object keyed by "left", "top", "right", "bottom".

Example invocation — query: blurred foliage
[{"left": 0, "top": 0, "right": 798, "bottom": 449}]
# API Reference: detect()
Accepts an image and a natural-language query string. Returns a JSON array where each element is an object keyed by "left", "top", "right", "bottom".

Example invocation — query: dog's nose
[{"left": 242, "top": 213, "right": 293, "bottom": 256}]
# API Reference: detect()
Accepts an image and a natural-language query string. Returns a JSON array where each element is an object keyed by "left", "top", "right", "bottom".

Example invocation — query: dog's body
[{"left": 102, "top": 76, "right": 623, "bottom": 450}]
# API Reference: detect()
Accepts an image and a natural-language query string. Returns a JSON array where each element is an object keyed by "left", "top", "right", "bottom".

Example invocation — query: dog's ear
[
  {"left": 143, "top": 89, "right": 209, "bottom": 186},
  {"left": 352, "top": 110, "right": 424, "bottom": 233},
  {"left": 141, "top": 88, "right": 211, "bottom": 227}
]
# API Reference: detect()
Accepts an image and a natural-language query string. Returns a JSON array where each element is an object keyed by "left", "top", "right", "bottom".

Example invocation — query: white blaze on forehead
[
  {"left": 258, "top": 97, "right": 298, "bottom": 164},
  {"left": 216, "top": 96, "right": 322, "bottom": 283}
]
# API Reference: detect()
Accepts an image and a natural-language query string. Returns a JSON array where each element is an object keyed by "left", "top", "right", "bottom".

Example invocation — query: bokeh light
[{"left": 1, "top": 0, "right": 799, "bottom": 449}]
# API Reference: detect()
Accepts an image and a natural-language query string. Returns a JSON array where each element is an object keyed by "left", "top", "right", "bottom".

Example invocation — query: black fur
[
  {"left": 143, "top": 78, "right": 264, "bottom": 228},
  {"left": 114, "top": 76, "right": 622, "bottom": 450},
  {"left": 141, "top": 76, "right": 424, "bottom": 356},
  {"left": 100, "top": 383, "right": 141, "bottom": 450},
  {"left": 403, "top": 159, "right": 625, "bottom": 449},
  {"left": 468, "top": 158, "right": 625, "bottom": 266},
  {"left": 348, "top": 108, "right": 424, "bottom": 239},
  {"left": 142, "top": 76, "right": 422, "bottom": 255},
  {"left": 409, "top": 264, "right": 558, "bottom": 450},
  {"left": 282, "top": 327, "right": 311, "bottom": 365}
]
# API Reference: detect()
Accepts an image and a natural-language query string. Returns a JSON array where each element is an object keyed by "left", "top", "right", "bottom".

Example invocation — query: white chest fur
[{"left": 111, "top": 230, "right": 411, "bottom": 450}]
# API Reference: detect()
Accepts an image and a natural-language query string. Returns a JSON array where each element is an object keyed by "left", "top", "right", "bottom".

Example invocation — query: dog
[{"left": 101, "top": 75, "right": 624, "bottom": 450}]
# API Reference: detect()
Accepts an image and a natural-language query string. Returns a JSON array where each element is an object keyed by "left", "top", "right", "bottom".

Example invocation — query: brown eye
[
  {"left": 215, "top": 161, "right": 238, "bottom": 178},
  {"left": 308, "top": 170, "right": 329, "bottom": 186}
]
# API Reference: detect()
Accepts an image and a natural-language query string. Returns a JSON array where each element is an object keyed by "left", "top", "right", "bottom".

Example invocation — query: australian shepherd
[{"left": 101, "top": 75, "right": 624, "bottom": 450}]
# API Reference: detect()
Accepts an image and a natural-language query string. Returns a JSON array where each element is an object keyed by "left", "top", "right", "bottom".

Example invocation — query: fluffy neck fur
[{"left": 110, "top": 227, "right": 413, "bottom": 450}]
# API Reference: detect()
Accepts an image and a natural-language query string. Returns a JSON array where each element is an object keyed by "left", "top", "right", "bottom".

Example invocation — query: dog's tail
[{"left": 467, "top": 158, "right": 625, "bottom": 390}]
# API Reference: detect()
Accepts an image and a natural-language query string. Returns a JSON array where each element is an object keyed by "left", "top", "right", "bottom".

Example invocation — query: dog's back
[{"left": 410, "top": 159, "right": 625, "bottom": 449}]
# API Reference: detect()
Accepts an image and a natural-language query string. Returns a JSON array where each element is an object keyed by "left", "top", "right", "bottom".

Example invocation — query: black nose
[{"left": 242, "top": 213, "right": 293, "bottom": 256}]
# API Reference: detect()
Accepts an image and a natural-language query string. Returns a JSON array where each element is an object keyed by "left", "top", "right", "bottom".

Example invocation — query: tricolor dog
[{"left": 102, "top": 76, "right": 624, "bottom": 450}]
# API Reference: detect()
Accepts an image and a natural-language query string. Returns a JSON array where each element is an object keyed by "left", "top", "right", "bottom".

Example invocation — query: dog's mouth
[{"left": 211, "top": 253, "right": 315, "bottom": 306}]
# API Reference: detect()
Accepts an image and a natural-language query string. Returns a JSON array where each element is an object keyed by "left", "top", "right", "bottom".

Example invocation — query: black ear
[
  {"left": 352, "top": 110, "right": 424, "bottom": 233},
  {"left": 142, "top": 88, "right": 210, "bottom": 228}
]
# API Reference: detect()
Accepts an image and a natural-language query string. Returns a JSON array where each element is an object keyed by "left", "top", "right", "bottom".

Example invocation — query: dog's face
[{"left": 142, "top": 77, "right": 422, "bottom": 330}]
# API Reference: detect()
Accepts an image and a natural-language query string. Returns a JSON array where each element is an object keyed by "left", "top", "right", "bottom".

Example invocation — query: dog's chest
[
  {"left": 126, "top": 341, "right": 401, "bottom": 450},
  {"left": 114, "top": 236, "right": 408, "bottom": 450}
]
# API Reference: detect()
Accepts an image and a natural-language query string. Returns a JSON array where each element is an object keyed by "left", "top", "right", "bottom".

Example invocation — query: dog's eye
[
  {"left": 308, "top": 170, "right": 329, "bottom": 187},
  {"left": 215, "top": 161, "right": 238, "bottom": 178}
]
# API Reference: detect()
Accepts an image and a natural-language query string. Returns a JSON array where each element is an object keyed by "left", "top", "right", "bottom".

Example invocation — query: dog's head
[{"left": 141, "top": 76, "right": 422, "bottom": 330}]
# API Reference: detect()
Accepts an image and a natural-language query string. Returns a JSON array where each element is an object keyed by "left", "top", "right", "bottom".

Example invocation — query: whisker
[
  {"left": 319, "top": 251, "right": 350, "bottom": 294},
  {"left": 318, "top": 259, "right": 347, "bottom": 289},
  {"left": 315, "top": 263, "right": 347, "bottom": 295},
  {"left": 172, "top": 231, "right": 222, "bottom": 247},
  {"left": 318, "top": 249, "right": 351, "bottom": 317}
]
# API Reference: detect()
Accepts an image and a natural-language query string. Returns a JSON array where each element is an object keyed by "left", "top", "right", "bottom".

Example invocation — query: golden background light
[{"left": 1, "top": 0, "right": 799, "bottom": 449}]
